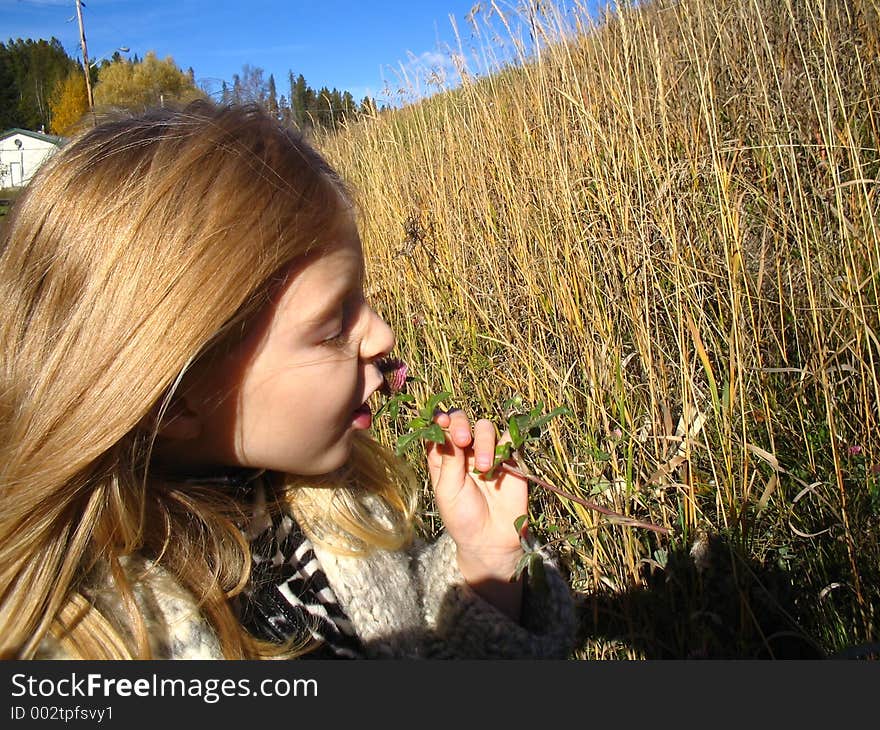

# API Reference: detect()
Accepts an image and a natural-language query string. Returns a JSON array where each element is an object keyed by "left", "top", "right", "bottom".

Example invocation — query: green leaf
[
  {"left": 528, "top": 401, "right": 544, "bottom": 422},
  {"left": 526, "top": 406, "right": 572, "bottom": 436},
  {"left": 395, "top": 429, "right": 425, "bottom": 456},
  {"left": 653, "top": 548, "right": 668, "bottom": 568},
  {"left": 407, "top": 417, "right": 428, "bottom": 430},
  {"left": 508, "top": 414, "right": 521, "bottom": 446},
  {"left": 515, "top": 414, "right": 533, "bottom": 446},
  {"left": 513, "top": 514, "right": 529, "bottom": 535},
  {"left": 378, "top": 392, "right": 416, "bottom": 421},
  {"left": 495, "top": 442, "right": 513, "bottom": 462},
  {"left": 513, "top": 552, "right": 532, "bottom": 581},
  {"left": 421, "top": 422, "right": 446, "bottom": 445},
  {"left": 483, "top": 441, "right": 514, "bottom": 479},
  {"left": 527, "top": 552, "right": 547, "bottom": 592},
  {"left": 419, "top": 391, "right": 452, "bottom": 422},
  {"left": 502, "top": 395, "right": 523, "bottom": 413}
]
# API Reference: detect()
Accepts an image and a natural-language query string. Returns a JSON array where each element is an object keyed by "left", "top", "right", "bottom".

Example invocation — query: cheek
[
  {"left": 246, "top": 360, "right": 354, "bottom": 420},
  {"left": 235, "top": 345, "right": 363, "bottom": 421}
]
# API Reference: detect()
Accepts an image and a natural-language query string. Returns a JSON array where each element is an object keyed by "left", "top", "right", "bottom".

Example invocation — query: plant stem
[{"left": 499, "top": 461, "right": 672, "bottom": 536}]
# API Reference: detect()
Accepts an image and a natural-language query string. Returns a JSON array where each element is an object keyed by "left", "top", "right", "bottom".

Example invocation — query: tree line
[
  {"left": 221, "top": 66, "right": 387, "bottom": 130},
  {"left": 0, "top": 38, "right": 77, "bottom": 133},
  {"left": 1, "top": 37, "right": 384, "bottom": 136}
]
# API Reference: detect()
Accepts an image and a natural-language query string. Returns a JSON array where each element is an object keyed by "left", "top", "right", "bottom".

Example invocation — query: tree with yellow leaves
[
  {"left": 93, "top": 52, "right": 203, "bottom": 111},
  {"left": 49, "top": 71, "right": 89, "bottom": 136}
]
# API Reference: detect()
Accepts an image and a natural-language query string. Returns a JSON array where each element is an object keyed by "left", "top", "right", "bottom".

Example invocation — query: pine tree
[
  {"left": 1, "top": 38, "right": 77, "bottom": 131},
  {"left": 0, "top": 45, "right": 18, "bottom": 129},
  {"left": 281, "top": 70, "right": 362, "bottom": 130},
  {"left": 342, "top": 90, "right": 355, "bottom": 119},
  {"left": 329, "top": 88, "right": 343, "bottom": 125},
  {"left": 291, "top": 73, "right": 308, "bottom": 128},
  {"left": 316, "top": 86, "right": 331, "bottom": 127},
  {"left": 287, "top": 70, "right": 296, "bottom": 117},
  {"left": 266, "top": 73, "right": 279, "bottom": 118},
  {"left": 278, "top": 95, "right": 291, "bottom": 127}
]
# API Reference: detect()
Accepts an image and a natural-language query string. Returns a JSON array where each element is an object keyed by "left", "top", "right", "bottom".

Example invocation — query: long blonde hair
[{"left": 0, "top": 101, "right": 417, "bottom": 659}]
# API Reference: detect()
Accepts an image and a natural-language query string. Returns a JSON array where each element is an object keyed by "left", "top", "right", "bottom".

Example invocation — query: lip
[
  {"left": 363, "top": 371, "right": 385, "bottom": 404},
  {"left": 350, "top": 372, "right": 385, "bottom": 428},
  {"left": 351, "top": 402, "right": 372, "bottom": 430}
]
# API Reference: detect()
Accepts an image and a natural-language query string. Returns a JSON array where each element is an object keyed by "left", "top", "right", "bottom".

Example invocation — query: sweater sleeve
[
  {"left": 410, "top": 531, "right": 577, "bottom": 659},
  {"left": 314, "top": 527, "right": 577, "bottom": 659}
]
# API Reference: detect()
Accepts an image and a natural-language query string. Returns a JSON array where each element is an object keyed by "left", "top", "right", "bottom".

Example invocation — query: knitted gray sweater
[{"left": 36, "top": 530, "right": 576, "bottom": 660}]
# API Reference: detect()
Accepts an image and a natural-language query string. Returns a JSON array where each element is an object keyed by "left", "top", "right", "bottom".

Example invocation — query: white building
[{"left": 0, "top": 128, "right": 65, "bottom": 189}]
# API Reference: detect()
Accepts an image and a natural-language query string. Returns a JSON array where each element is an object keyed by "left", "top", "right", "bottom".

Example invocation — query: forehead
[{"left": 275, "top": 232, "right": 364, "bottom": 313}]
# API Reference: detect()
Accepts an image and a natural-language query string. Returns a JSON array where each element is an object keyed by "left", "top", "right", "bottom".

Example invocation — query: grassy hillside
[{"left": 319, "top": 0, "right": 880, "bottom": 659}]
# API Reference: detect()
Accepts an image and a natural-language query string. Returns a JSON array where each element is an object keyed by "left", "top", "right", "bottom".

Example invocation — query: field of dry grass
[{"left": 319, "top": 0, "right": 880, "bottom": 658}]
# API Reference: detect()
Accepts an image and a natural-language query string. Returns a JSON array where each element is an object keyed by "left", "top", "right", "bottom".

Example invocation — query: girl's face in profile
[{"left": 161, "top": 224, "right": 396, "bottom": 477}]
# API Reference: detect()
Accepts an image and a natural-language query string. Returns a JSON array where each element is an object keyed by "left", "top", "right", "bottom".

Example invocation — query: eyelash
[
  {"left": 324, "top": 328, "right": 352, "bottom": 348},
  {"left": 323, "top": 301, "right": 360, "bottom": 348}
]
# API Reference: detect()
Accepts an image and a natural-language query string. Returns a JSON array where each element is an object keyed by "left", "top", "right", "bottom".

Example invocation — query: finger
[
  {"left": 425, "top": 438, "right": 442, "bottom": 473},
  {"left": 432, "top": 410, "right": 451, "bottom": 429},
  {"left": 473, "top": 419, "right": 497, "bottom": 472},
  {"left": 434, "top": 426, "right": 468, "bottom": 500},
  {"left": 444, "top": 408, "right": 473, "bottom": 449}
]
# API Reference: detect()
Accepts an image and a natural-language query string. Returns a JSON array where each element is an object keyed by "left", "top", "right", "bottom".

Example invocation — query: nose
[{"left": 360, "top": 307, "right": 395, "bottom": 362}]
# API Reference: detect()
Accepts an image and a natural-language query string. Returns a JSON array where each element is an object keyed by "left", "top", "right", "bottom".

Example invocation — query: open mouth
[
  {"left": 351, "top": 358, "right": 407, "bottom": 431},
  {"left": 351, "top": 402, "right": 372, "bottom": 430}
]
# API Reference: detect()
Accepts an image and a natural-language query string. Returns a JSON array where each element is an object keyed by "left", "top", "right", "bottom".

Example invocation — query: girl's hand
[{"left": 426, "top": 408, "right": 528, "bottom": 621}]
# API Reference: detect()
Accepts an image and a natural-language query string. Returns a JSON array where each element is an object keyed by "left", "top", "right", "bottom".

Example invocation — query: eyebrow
[{"left": 298, "top": 261, "right": 365, "bottom": 327}]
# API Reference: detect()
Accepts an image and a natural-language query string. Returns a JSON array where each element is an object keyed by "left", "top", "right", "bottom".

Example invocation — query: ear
[{"left": 154, "top": 395, "right": 203, "bottom": 442}]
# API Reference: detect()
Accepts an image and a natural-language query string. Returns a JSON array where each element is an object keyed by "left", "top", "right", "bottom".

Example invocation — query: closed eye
[
  {"left": 323, "top": 327, "right": 353, "bottom": 348},
  {"left": 321, "top": 297, "right": 365, "bottom": 349}
]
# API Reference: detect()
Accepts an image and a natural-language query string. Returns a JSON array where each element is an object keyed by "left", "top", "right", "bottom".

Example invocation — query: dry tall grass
[{"left": 318, "top": 0, "right": 880, "bottom": 658}]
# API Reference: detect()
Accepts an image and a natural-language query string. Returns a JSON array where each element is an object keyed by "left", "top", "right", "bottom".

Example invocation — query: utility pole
[{"left": 75, "top": 0, "right": 94, "bottom": 111}]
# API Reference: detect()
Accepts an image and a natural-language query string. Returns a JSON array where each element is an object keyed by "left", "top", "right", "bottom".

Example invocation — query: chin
[{"left": 296, "top": 443, "right": 354, "bottom": 477}]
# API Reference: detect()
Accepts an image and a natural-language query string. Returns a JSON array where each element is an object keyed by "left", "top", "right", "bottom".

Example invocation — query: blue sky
[{"left": 2, "top": 0, "right": 593, "bottom": 105}]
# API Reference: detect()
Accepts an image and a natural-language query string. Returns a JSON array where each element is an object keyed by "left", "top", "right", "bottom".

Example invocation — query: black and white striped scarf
[
  {"left": 240, "top": 484, "right": 365, "bottom": 659},
  {"left": 176, "top": 470, "right": 363, "bottom": 658}
]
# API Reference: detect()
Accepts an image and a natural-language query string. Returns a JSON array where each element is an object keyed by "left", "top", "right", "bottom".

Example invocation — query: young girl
[{"left": 0, "top": 101, "right": 575, "bottom": 660}]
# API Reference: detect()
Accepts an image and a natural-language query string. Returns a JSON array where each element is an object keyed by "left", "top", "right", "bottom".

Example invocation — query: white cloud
[{"left": 380, "top": 47, "right": 468, "bottom": 102}]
